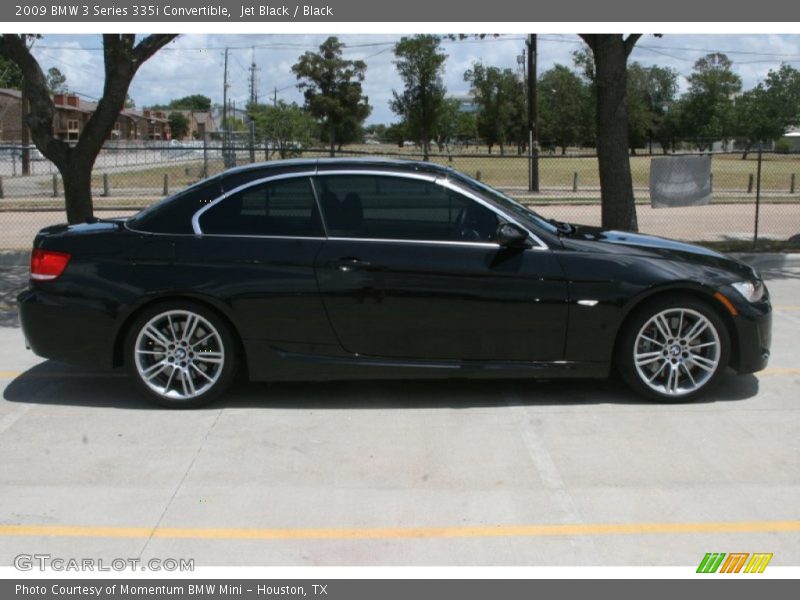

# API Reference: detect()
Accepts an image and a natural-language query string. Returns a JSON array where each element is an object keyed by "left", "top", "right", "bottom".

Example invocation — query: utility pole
[
  {"left": 222, "top": 47, "right": 231, "bottom": 168},
  {"left": 20, "top": 93, "right": 30, "bottom": 175},
  {"left": 527, "top": 34, "right": 539, "bottom": 193},
  {"left": 273, "top": 87, "right": 277, "bottom": 107},
  {"left": 248, "top": 48, "right": 258, "bottom": 163}
]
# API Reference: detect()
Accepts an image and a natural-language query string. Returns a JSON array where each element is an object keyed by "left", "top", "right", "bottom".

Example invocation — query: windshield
[{"left": 445, "top": 170, "right": 559, "bottom": 235}]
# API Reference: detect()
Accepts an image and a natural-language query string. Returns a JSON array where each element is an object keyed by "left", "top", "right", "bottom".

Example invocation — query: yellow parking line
[
  {"left": 775, "top": 306, "right": 800, "bottom": 311},
  {"left": 0, "top": 520, "right": 798, "bottom": 541}
]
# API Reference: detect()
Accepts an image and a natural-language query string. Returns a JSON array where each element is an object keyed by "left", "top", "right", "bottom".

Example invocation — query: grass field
[{"left": 26, "top": 145, "right": 800, "bottom": 199}]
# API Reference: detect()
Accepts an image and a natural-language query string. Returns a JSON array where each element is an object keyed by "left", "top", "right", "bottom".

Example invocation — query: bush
[{"left": 775, "top": 139, "right": 792, "bottom": 154}]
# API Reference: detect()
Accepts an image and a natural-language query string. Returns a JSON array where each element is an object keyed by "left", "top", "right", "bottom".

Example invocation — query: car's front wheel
[
  {"left": 124, "top": 302, "right": 238, "bottom": 408},
  {"left": 617, "top": 296, "right": 730, "bottom": 401}
]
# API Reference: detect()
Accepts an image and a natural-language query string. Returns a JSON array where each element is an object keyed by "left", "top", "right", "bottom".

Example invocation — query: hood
[{"left": 560, "top": 225, "right": 757, "bottom": 280}]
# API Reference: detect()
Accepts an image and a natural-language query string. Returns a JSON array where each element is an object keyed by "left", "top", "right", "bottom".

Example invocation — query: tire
[
  {"left": 124, "top": 301, "right": 238, "bottom": 408},
  {"left": 616, "top": 295, "right": 731, "bottom": 402}
]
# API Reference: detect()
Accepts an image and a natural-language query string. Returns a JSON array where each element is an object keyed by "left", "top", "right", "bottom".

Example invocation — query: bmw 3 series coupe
[{"left": 18, "top": 159, "right": 772, "bottom": 407}]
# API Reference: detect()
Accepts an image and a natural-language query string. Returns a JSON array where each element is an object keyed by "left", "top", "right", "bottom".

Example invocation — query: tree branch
[
  {"left": 624, "top": 34, "right": 643, "bottom": 57},
  {"left": 133, "top": 34, "right": 179, "bottom": 69},
  {"left": 578, "top": 34, "right": 597, "bottom": 53}
]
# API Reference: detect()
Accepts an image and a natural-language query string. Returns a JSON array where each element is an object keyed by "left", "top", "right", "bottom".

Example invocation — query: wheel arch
[
  {"left": 112, "top": 293, "right": 246, "bottom": 369},
  {"left": 611, "top": 283, "right": 739, "bottom": 370}
]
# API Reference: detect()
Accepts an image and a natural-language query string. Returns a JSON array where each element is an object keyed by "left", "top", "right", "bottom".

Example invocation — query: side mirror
[{"left": 495, "top": 223, "right": 533, "bottom": 249}]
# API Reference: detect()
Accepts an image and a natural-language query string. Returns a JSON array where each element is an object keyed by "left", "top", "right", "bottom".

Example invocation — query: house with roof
[
  {"left": 0, "top": 88, "right": 170, "bottom": 143},
  {"left": 168, "top": 109, "right": 217, "bottom": 140}
]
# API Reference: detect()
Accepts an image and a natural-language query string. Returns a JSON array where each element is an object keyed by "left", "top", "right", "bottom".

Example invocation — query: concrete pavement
[{"left": 0, "top": 259, "right": 797, "bottom": 566}]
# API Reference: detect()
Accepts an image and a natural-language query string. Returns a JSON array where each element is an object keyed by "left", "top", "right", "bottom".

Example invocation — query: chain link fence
[{"left": 1, "top": 141, "right": 799, "bottom": 251}]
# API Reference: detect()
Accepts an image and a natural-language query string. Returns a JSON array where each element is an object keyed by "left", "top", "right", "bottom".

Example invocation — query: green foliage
[
  {"left": 168, "top": 111, "right": 190, "bottom": 139},
  {"left": 249, "top": 100, "right": 315, "bottom": 158},
  {"left": 538, "top": 64, "right": 593, "bottom": 153},
  {"left": 46, "top": 67, "right": 67, "bottom": 93},
  {"left": 463, "top": 63, "right": 526, "bottom": 154},
  {"left": 390, "top": 35, "right": 448, "bottom": 158},
  {"left": 167, "top": 94, "right": 212, "bottom": 111},
  {"left": 681, "top": 53, "right": 742, "bottom": 148},
  {"left": 292, "top": 36, "right": 371, "bottom": 153},
  {"left": 626, "top": 62, "right": 679, "bottom": 151},
  {"left": 0, "top": 54, "right": 23, "bottom": 88},
  {"left": 384, "top": 122, "right": 409, "bottom": 146},
  {"left": 775, "top": 139, "right": 791, "bottom": 154}
]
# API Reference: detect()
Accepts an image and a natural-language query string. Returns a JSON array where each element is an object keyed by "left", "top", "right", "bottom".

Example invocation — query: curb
[{"left": 731, "top": 253, "right": 800, "bottom": 270}]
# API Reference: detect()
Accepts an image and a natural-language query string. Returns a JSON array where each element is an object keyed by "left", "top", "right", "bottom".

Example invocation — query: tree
[
  {"left": 167, "top": 94, "right": 212, "bottom": 111},
  {"left": 46, "top": 67, "right": 67, "bottom": 93},
  {"left": 390, "top": 35, "right": 447, "bottom": 160},
  {"left": 385, "top": 121, "right": 409, "bottom": 147},
  {"left": 292, "top": 36, "right": 371, "bottom": 156},
  {"left": 463, "top": 63, "right": 526, "bottom": 155},
  {"left": 124, "top": 93, "right": 135, "bottom": 108},
  {"left": 0, "top": 34, "right": 177, "bottom": 223},
  {"left": 538, "top": 65, "right": 592, "bottom": 154},
  {"left": 168, "top": 111, "right": 190, "bottom": 140},
  {"left": 626, "top": 62, "right": 678, "bottom": 154},
  {"left": 578, "top": 34, "right": 642, "bottom": 231},
  {"left": 681, "top": 53, "right": 742, "bottom": 150},
  {"left": 0, "top": 54, "right": 23, "bottom": 88},
  {"left": 250, "top": 101, "right": 315, "bottom": 159},
  {"left": 735, "top": 64, "right": 800, "bottom": 158},
  {"left": 763, "top": 64, "right": 800, "bottom": 128}
]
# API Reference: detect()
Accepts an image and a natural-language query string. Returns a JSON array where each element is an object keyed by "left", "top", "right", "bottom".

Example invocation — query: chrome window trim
[
  {"left": 188, "top": 168, "right": 549, "bottom": 250},
  {"left": 327, "top": 237, "right": 502, "bottom": 249},
  {"left": 191, "top": 170, "right": 318, "bottom": 235}
]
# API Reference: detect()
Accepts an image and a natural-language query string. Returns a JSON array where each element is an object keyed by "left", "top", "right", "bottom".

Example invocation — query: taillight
[{"left": 30, "top": 249, "right": 71, "bottom": 281}]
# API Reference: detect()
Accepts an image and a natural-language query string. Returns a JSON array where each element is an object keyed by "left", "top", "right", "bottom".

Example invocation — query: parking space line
[{"left": 0, "top": 520, "right": 798, "bottom": 541}]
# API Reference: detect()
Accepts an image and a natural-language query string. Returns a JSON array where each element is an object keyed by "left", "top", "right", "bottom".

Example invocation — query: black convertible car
[{"left": 18, "top": 159, "right": 771, "bottom": 407}]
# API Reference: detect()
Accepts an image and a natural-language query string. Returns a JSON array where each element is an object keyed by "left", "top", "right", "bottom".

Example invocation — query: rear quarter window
[{"left": 128, "top": 179, "right": 223, "bottom": 234}]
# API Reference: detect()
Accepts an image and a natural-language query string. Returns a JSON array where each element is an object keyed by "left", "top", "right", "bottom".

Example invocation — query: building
[
  {"left": 779, "top": 128, "right": 800, "bottom": 152},
  {"left": 0, "top": 88, "right": 24, "bottom": 141},
  {"left": 168, "top": 109, "right": 217, "bottom": 139},
  {"left": 0, "top": 88, "right": 170, "bottom": 143},
  {"left": 448, "top": 90, "right": 479, "bottom": 114}
]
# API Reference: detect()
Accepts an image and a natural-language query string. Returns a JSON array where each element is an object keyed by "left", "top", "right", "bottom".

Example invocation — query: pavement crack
[{"left": 136, "top": 405, "right": 225, "bottom": 560}]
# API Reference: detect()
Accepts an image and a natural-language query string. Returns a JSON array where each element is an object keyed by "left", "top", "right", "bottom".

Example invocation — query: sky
[{"left": 29, "top": 33, "right": 800, "bottom": 125}]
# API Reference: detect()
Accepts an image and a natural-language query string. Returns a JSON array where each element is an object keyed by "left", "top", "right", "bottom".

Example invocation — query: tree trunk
[
  {"left": 60, "top": 160, "right": 94, "bottom": 223},
  {"left": 582, "top": 34, "right": 639, "bottom": 232}
]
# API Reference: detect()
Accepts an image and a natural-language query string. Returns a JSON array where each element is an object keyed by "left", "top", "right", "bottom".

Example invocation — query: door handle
[{"left": 332, "top": 258, "right": 371, "bottom": 272}]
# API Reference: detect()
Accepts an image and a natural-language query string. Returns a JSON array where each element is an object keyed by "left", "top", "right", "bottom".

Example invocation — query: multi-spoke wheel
[
  {"left": 617, "top": 297, "right": 730, "bottom": 401},
  {"left": 124, "top": 302, "right": 238, "bottom": 408}
]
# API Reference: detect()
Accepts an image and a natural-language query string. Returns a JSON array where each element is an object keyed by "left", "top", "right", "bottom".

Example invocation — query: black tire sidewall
[
  {"left": 617, "top": 296, "right": 731, "bottom": 402},
  {"left": 123, "top": 300, "right": 238, "bottom": 408}
]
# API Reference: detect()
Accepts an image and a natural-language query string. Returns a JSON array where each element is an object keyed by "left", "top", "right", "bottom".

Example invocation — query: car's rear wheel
[
  {"left": 124, "top": 302, "right": 238, "bottom": 408},
  {"left": 617, "top": 296, "right": 730, "bottom": 401}
]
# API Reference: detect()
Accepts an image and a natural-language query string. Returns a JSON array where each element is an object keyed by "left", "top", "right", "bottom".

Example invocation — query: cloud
[{"left": 29, "top": 33, "right": 800, "bottom": 124}]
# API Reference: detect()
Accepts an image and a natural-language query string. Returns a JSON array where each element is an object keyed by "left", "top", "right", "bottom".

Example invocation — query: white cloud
[{"left": 28, "top": 33, "right": 800, "bottom": 123}]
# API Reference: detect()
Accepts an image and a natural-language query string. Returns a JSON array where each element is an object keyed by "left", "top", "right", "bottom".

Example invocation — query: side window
[
  {"left": 129, "top": 179, "right": 222, "bottom": 234},
  {"left": 314, "top": 175, "right": 499, "bottom": 242},
  {"left": 199, "top": 177, "right": 322, "bottom": 237}
]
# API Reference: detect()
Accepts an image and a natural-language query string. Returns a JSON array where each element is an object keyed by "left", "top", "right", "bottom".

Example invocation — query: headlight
[{"left": 731, "top": 280, "right": 765, "bottom": 303}]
